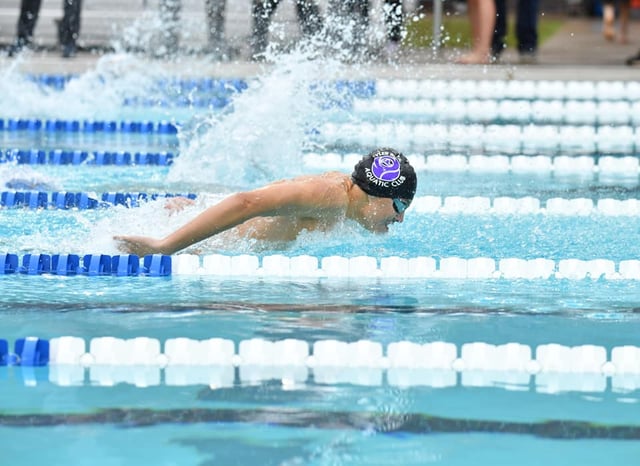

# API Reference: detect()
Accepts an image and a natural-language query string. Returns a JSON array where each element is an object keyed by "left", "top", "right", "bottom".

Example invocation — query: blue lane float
[
  {"left": 0, "top": 337, "right": 49, "bottom": 366},
  {"left": 1, "top": 253, "right": 18, "bottom": 274},
  {"left": 143, "top": 254, "right": 172, "bottom": 276},
  {"left": 52, "top": 254, "right": 80, "bottom": 275},
  {"left": 14, "top": 337, "right": 49, "bottom": 366},
  {"left": 0, "top": 253, "right": 171, "bottom": 277},
  {"left": 0, "top": 339, "right": 8, "bottom": 365},
  {"left": 112, "top": 254, "right": 140, "bottom": 276},
  {"left": 0, "top": 149, "right": 174, "bottom": 166},
  {"left": 0, "top": 191, "right": 196, "bottom": 209},
  {"left": 20, "top": 254, "right": 51, "bottom": 275}
]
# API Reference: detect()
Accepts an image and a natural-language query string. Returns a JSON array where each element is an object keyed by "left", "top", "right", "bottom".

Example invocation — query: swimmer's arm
[{"left": 115, "top": 180, "right": 341, "bottom": 255}]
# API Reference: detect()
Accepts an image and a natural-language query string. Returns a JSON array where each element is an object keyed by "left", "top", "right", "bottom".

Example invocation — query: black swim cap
[{"left": 351, "top": 148, "right": 417, "bottom": 200}]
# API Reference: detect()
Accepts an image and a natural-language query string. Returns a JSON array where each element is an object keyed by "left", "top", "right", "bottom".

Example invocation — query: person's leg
[
  {"left": 15, "top": 0, "right": 41, "bottom": 45},
  {"left": 60, "top": 0, "right": 82, "bottom": 45},
  {"left": 491, "top": 0, "right": 507, "bottom": 58},
  {"left": 355, "top": 0, "right": 369, "bottom": 29},
  {"left": 205, "top": 0, "right": 225, "bottom": 45},
  {"left": 602, "top": 0, "right": 616, "bottom": 41},
  {"left": 515, "top": 0, "right": 538, "bottom": 56},
  {"left": 352, "top": 0, "right": 370, "bottom": 52},
  {"left": 458, "top": 0, "right": 495, "bottom": 64},
  {"left": 618, "top": 0, "right": 631, "bottom": 44},
  {"left": 383, "top": 0, "right": 403, "bottom": 44},
  {"left": 294, "top": 0, "right": 322, "bottom": 37},
  {"left": 159, "top": 0, "right": 181, "bottom": 55},
  {"left": 326, "top": 0, "right": 369, "bottom": 57},
  {"left": 60, "top": 0, "right": 82, "bottom": 57},
  {"left": 251, "top": 0, "right": 279, "bottom": 58}
]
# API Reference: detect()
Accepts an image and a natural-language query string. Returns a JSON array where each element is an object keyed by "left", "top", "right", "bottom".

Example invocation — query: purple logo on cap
[{"left": 371, "top": 155, "right": 401, "bottom": 182}]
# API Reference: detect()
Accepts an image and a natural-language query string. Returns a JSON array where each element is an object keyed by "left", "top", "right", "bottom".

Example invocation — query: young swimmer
[{"left": 114, "top": 147, "right": 417, "bottom": 256}]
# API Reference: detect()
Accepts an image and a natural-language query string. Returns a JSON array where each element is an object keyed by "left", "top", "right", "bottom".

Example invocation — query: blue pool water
[{"left": 1, "top": 51, "right": 640, "bottom": 465}]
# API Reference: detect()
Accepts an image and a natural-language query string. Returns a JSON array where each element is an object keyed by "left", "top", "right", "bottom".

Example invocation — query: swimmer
[{"left": 114, "top": 147, "right": 417, "bottom": 256}]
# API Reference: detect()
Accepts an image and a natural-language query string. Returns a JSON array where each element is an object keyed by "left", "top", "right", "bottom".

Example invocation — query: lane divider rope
[
  {"left": 0, "top": 118, "right": 178, "bottom": 134},
  {"left": 410, "top": 195, "right": 640, "bottom": 216},
  {"left": 4, "top": 191, "right": 640, "bottom": 217},
  {"left": 305, "top": 152, "right": 640, "bottom": 175},
  {"left": 3, "top": 148, "right": 639, "bottom": 176},
  {"left": 27, "top": 74, "right": 640, "bottom": 102},
  {"left": 25, "top": 75, "right": 247, "bottom": 108},
  {"left": 170, "top": 255, "right": 640, "bottom": 280},
  {"left": 1, "top": 337, "right": 638, "bottom": 392},
  {"left": 353, "top": 98, "right": 640, "bottom": 125},
  {"left": 0, "top": 191, "right": 195, "bottom": 209},
  {"left": 0, "top": 149, "right": 174, "bottom": 166},
  {"left": 0, "top": 253, "right": 171, "bottom": 276},
  {"left": 375, "top": 78, "right": 640, "bottom": 101},
  {"left": 5, "top": 253, "right": 640, "bottom": 280},
  {"left": 26, "top": 75, "right": 250, "bottom": 94},
  {"left": 316, "top": 123, "right": 640, "bottom": 154}
]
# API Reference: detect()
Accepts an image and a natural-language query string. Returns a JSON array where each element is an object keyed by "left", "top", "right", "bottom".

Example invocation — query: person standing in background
[
  {"left": 250, "top": 0, "right": 323, "bottom": 60},
  {"left": 457, "top": 0, "right": 496, "bottom": 64},
  {"left": 491, "top": 0, "right": 539, "bottom": 64},
  {"left": 158, "top": 0, "right": 228, "bottom": 58},
  {"left": 602, "top": 0, "right": 630, "bottom": 44},
  {"left": 383, "top": 0, "right": 404, "bottom": 58},
  {"left": 325, "top": 0, "right": 405, "bottom": 61},
  {"left": 8, "top": 0, "right": 82, "bottom": 58},
  {"left": 59, "top": 0, "right": 82, "bottom": 57}
]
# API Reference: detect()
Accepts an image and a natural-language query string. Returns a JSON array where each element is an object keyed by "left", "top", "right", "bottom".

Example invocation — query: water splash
[
  {"left": 167, "top": 45, "right": 350, "bottom": 189},
  {"left": 0, "top": 53, "right": 172, "bottom": 120}
]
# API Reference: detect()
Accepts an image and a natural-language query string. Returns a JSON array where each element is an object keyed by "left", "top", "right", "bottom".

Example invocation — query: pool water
[{"left": 1, "top": 51, "right": 640, "bottom": 465}]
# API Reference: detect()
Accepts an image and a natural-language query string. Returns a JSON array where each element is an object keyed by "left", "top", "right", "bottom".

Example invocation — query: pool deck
[{"left": 0, "top": 1, "right": 639, "bottom": 81}]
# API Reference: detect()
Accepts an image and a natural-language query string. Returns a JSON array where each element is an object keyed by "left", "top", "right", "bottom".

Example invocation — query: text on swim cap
[{"left": 364, "top": 167, "right": 406, "bottom": 187}]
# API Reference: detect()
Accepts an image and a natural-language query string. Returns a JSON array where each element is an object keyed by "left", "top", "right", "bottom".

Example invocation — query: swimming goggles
[{"left": 392, "top": 198, "right": 411, "bottom": 214}]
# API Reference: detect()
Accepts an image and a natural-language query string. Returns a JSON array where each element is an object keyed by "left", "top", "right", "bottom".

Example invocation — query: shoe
[
  {"left": 203, "top": 41, "right": 239, "bottom": 62},
  {"left": 62, "top": 43, "right": 77, "bottom": 58},
  {"left": 626, "top": 51, "right": 640, "bottom": 66},
  {"left": 518, "top": 52, "right": 537, "bottom": 65},
  {"left": 383, "top": 40, "right": 400, "bottom": 62},
  {"left": 455, "top": 51, "right": 492, "bottom": 65},
  {"left": 7, "top": 38, "right": 31, "bottom": 57}
]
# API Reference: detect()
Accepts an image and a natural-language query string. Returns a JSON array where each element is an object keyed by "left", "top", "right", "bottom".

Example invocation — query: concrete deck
[{"left": 0, "top": 1, "right": 639, "bottom": 80}]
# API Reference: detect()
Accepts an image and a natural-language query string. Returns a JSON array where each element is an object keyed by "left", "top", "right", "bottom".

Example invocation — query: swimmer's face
[{"left": 361, "top": 197, "right": 409, "bottom": 233}]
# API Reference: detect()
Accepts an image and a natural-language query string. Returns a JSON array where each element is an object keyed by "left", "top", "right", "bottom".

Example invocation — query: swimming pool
[{"left": 1, "top": 54, "right": 639, "bottom": 465}]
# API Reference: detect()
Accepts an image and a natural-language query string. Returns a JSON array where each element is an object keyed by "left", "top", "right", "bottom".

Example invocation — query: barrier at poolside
[{"left": 1, "top": 336, "right": 639, "bottom": 393}]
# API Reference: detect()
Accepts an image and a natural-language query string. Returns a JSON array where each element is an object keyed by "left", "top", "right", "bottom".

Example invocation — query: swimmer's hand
[{"left": 114, "top": 235, "right": 167, "bottom": 256}]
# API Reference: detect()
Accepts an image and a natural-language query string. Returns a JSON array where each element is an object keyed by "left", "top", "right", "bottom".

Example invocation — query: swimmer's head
[{"left": 351, "top": 148, "right": 417, "bottom": 201}]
